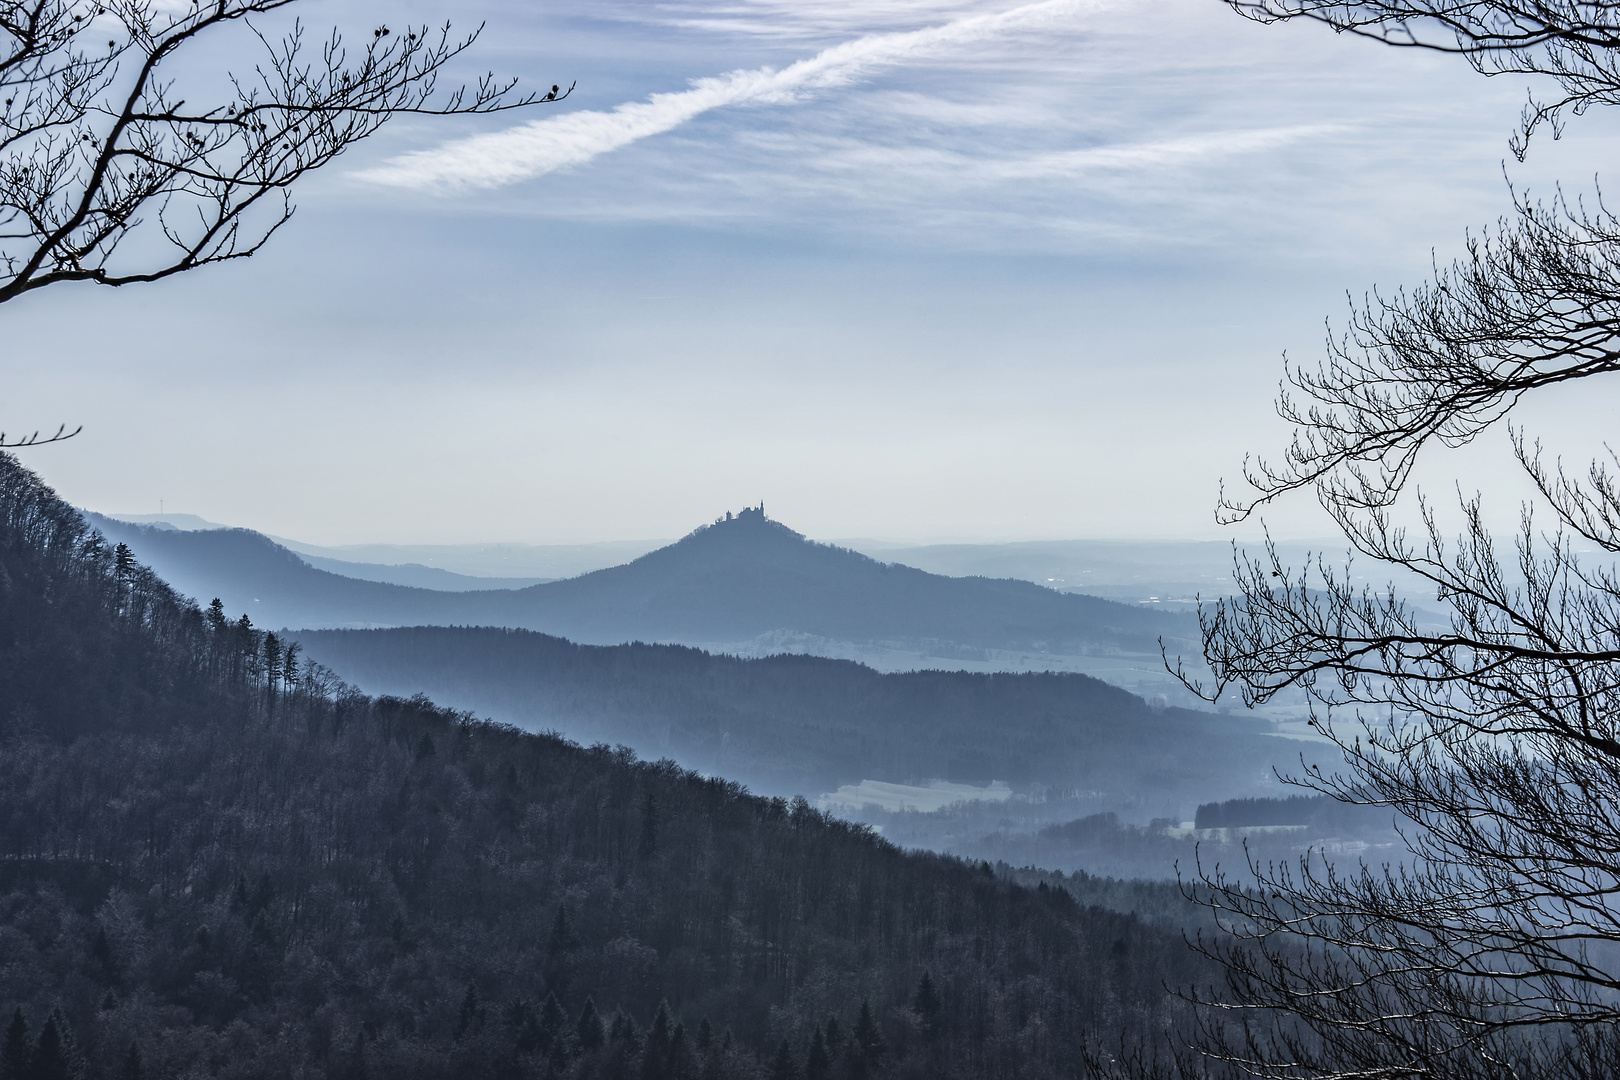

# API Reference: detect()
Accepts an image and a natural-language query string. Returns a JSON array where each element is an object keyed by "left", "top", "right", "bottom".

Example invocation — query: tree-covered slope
[
  {"left": 1, "top": 456, "right": 1205, "bottom": 1078},
  {"left": 292, "top": 625, "right": 1296, "bottom": 803}
]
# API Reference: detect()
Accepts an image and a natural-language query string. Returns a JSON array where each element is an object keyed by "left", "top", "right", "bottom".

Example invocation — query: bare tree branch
[
  {"left": 1122, "top": 4, "right": 1620, "bottom": 1079},
  {"left": 0, "top": 0, "right": 566, "bottom": 303},
  {"left": 0, "top": 0, "right": 564, "bottom": 447},
  {"left": 1228, "top": 0, "right": 1620, "bottom": 155}
]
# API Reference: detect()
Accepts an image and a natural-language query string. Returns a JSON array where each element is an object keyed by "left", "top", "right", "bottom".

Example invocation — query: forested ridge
[
  {"left": 290, "top": 626, "right": 1289, "bottom": 800},
  {"left": 0, "top": 453, "right": 1208, "bottom": 1078}
]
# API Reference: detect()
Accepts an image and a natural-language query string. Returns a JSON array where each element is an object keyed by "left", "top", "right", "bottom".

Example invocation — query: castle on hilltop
[{"left": 720, "top": 503, "right": 765, "bottom": 524}]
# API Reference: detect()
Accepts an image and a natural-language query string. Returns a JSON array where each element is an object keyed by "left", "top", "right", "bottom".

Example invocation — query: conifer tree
[
  {"left": 853, "top": 1001, "right": 885, "bottom": 1062},
  {"left": 0, "top": 1010, "right": 28, "bottom": 1080},
  {"left": 643, "top": 1001, "right": 673, "bottom": 1080},
  {"left": 454, "top": 986, "right": 483, "bottom": 1041},
  {"left": 119, "top": 1042, "right": 142, "bottom": 1080},
  {"left": 282, "top": 642, "right": 300, "bottom": 693},
  {"left": 90, "top": 927, "right": 118, "bottom": 985},
  {"left": 30, "top": 1007, "right": 84, "bottom": 1080},
  {"left": 770, "top": 1038, "right": 800, "bottom": 1080},
  {"left": 262, "top": 633, "right": 283, "bottom": 693},
  {"left": 206, "top": 598, "right": 228, "bottom": 635},
  {"left": 611, "top": 1009, "right": 642, "bottom": 1052},
  {"left": 506, "top": 999, "right": 540, "bottom": 1054},
  {"left": 577, "top": 999, "right": 605, "bottom": 1053},
  {"left": 822, "top": 1018, "right": 843, "bottom": 1060},
  {"left": 668, "top": 1023, "right": 689, "bottom": 1079},
  {"left": 230, "top": 873, "right": 251, "bottom": 913},
  {"left": 805, "top": 1025, "right": 830, "bottom": 1080},
  {"left": 538, "top": 993, "right": 568, "bottom": 1058},
  {"left": 912, "top": 971, "right": 941, "bottom": 1039},
  {"left": 547, "top": 903, "right": 573, "bottom": 958}
]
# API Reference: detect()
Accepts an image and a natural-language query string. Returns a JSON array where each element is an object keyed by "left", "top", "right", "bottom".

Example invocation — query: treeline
[
  {"left": 1192, "top": 795, "right": 1392, "bottom": 836},
  {"left": 290, "top": 626, "right": 1294, "bottom": 802},
  {"left": 0, "top": 453, "right": 1209, "bottom": 1079},
  {"left": 1193, "top": 796, "right": 1323, "bottom": 829}
]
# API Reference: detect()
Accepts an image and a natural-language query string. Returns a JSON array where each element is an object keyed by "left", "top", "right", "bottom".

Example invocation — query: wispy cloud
[
  {"left": 356, "top": 0, "right": 1109, "bottom": 192},
  {"left": 794, "top": 126, "right": 1343, "bottom": 184}
]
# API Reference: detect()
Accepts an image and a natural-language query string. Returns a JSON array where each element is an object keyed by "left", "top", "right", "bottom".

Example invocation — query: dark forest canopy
[
  {"left": 289, "top": 625, "right": 1299, "bottom": 802},
  {"left": 0, "top": 453, "right": 1213, "bottom": 1077}
]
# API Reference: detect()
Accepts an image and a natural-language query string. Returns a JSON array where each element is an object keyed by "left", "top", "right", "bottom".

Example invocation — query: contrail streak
[{"left": 356, "top": 0, "right": 1106, "bottom": 191}]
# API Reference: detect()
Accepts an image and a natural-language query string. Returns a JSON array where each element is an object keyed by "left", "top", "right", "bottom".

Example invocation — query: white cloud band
[{"left": 356, "top": 0, "right": 1105, "bottom": 191}]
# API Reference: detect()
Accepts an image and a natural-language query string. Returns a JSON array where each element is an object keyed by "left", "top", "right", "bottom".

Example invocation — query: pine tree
[
  {"left": 547, "top": 903, "right": 572, "bottom": 958},
  {"left": 668, "top": 1023, "right": 688, "bottom": 1080},
  {"left": 538, "top": 992, "right": 568, "bottom": 1057},
  {"left": 642, "top": 1001, "right": 672, "bottom": 1080},
  {"left": 610, "top": 1009, "right": 641, "bottom": 1052},
  {"left": 506, "top": 999, "right": 541, "bottom": 1054},
  {"left": 454, "top": 985, "right": 484, "bottom": 1041},
  {"left": 769, "top": 1038, "right": 799, "bottom": 1080},
  {"left": 282, "top": 641, "right": 300, "bottom": 692},
  {"left": 343, "top": 1028, "right": 368, "bottom": 1080},
  {"left": 31, "top": 1007, "right": 85, "bottom": 1080},
  {"left": 262, "top": 633, "right": 283, "bottom": 693},
  {"left": 250, "top": 871, "right": 275, "bottom": 914},
  {"left": 113, "top": 542, "right": 134, "bottom": 587},
  {"left": 854, "top": 1001, "right": 885, "bottom": 1063},
  {"left": 822, "top": 1018, "right": 842, "bottom": 1060},
  {"left": 913, "top": 970, "right": 941, "bottom": 1039},
  {"left": 0, "top": 1009, "right": 28, "bottom": 1080},
  {"left": 577, "top": 999, "right": 605, "bottom": 1053},
  {"left": 805, "top": 1025, "right": 830, "bottom": 1080},
  {"left": 119, "top": 1042, "right": 142, "bottom": 1080},
  {"left": 90, "top": 927, "right": 118, "bottom": 985}
]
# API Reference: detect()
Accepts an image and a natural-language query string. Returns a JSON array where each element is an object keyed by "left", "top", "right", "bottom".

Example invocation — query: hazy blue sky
[{"left": 6, "top": 0, "right": 1617, "bottom": 544}]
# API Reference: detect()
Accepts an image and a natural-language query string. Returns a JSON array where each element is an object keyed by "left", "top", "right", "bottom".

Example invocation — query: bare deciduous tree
[
  {"left": 1231, "top": 0, "right": 1620, "bottom": 156},
  {"left": 1135, "top": 3, "right": 1620, "bottom": 1079},
  {"left": 0, "top": 0, "right": 563, "bottom": 443},
  {"left": 0, "top": 0, "right": 557, "bottom": 303}
]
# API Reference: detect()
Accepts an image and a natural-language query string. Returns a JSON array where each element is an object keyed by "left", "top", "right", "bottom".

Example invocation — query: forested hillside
[
  {"left": 292, "top": 625, "right": 1297, "bottom": 804},
  {"left": 0, "top": 456, "right": 1208, "bottom": 1077}
]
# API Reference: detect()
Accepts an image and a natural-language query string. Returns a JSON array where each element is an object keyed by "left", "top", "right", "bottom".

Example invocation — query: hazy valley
[{"left": 72, "top": 500, "right": 1366, "bottom": 885}]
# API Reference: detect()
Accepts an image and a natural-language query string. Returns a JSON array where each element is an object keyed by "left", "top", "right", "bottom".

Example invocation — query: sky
[{"left": 5, "top": 0, "right": 1619, "bottom": 544}]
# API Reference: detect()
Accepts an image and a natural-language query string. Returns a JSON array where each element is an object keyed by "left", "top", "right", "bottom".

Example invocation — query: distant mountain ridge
[{"left": 86, "top": 507, "right": 1200, "bottom": 675}]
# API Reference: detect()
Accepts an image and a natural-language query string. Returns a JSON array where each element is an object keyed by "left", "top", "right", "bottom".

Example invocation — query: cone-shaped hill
[{"left": 88, "top": 506, "right": 1195, "bottom": 670}]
